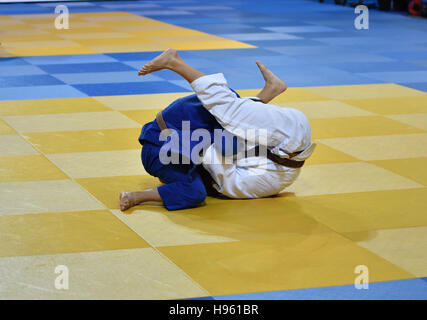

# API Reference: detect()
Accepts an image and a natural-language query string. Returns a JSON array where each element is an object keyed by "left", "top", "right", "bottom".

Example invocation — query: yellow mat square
[
  {"left": 277, "top": 100, "right": 375, "bottom": 119},
  {"left": 3, "top": 40, "right": 78, "bottom": 49},
  {"left": 387, "top": 113, "right": 427, "bottom": 131},
  {"left": 0, "top": 180, "right": 104, "bottom": 215},
  {"left": 0, "top": 134, "right": 38, "bottom": 156},
  {"left": 0, "top": 97, "right": 111, "bottom": 116},
  {"left": 0, "top": 28, "right": 47, "bottom": 36},
  {"left": 0, "top": 23, "right": 31, "bottom": 31},
  {"left": 369, "top": 158, "right": 427, "bottom": 186},
  {"left": 111, "top": 208, "right": 235, "bottom": 247},
  {"left": 2, "top": 12, "right": 254, "bottom": 56},
  {"left": 76, "top": 175, "right": 161, "bottom": 209},
  {"left": 319, "top": 133, "right": 427, "bottom": 160},
  {"left": 286, "top": 162, "right": 422, "bottom": 196},
  {"left": 85, "top": 43, "right": 170, "bottom": 53},
  {"left": 305, "top": 142, "right": 360, "bottom": 165},
  {"left": 7, "top": 46, "right": 97, "bottom": 56},
  {"left": 58, "top": 31, "right": 133, "bottom": 40},
  {"left": 306, "top": 84, "right": 425, "bottom": 100},
  {"left": 47, "top": 149, "right": 146, "bottom": 179},
  {"left": 235, "top": 89, "right": 261, "bottom": 97},
  {"left": 1, "top": 34, "right": 62, "bottom": 42},
  {"left": 285, "top": 188, "right": 427, "bottom": 233},
  {"left": 0, "top": 154, "right": 67, "bottom": 182},
  {"left": 0, "top": 248, "right": 208, "bottom": 299},
  {"left": 348, "top": 226, "right": 427, "bottom": 277},
  {"left": 74, "top": 36, "right": 153, "bottom": 47},
  {"left": 94, "top": 92, "right": 190, "bottom": 110},
  {"left": 0, "top": 210, "right": 149, "bottom": 257},
  {"left": 22, "top": 128, "right": 141, "bottom": 154},
  {"left": 310, "top": 116, "right": 423, "bottom": 140},
  {"left": 51, "top": 26, "right": 115, "bottom": 33},
  {"left": 158, "top": 232, "right": 413, "bottom": 295},
  {"left": 342, "top": 96, "right": 427, "bottom": 114},
  {"left": 271, "top": 87, "right": 331, "bottom": 103},
  {"left": 110, "top": 196, "right": 329, "bottom": 247},
  {"left": 0, "top": 119, "right": 15, "bottom": 134},
  {"left": 120, "top": 109, "right": 160, "bottom": 125},
  {"left": 4, "top": 111, "right": 140, "bottom": 133}
]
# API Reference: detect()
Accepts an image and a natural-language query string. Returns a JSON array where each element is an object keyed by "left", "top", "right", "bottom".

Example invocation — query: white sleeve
[{"left": 191, "top": 73, "right": 287, "bottom": 148}]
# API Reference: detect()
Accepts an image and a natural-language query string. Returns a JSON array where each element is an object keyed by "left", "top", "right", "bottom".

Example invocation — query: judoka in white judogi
[{"left": 120, "top": 49, "right": 316, "bottom": 211}]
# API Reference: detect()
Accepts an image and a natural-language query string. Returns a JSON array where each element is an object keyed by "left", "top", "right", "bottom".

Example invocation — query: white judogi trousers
[{"left": 190, "top": 73, "right": 316, "bottom": 199}]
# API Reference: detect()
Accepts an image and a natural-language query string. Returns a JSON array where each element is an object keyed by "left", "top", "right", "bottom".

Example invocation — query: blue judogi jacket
[{"left": 138, "top": 91, "right": 240, "bottom": 211}]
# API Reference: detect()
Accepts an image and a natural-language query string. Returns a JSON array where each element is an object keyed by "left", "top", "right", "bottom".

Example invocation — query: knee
[
  {"left": 190, "top": 183, "right": 207, "bottom": 205},
  {"left": 185, "top": 180, "right": 207, "bottom": 206}
]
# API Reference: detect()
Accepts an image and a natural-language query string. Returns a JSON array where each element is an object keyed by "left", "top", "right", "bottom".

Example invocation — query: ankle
[{"left": 165, "top": 51, "right": 180, "bottom": 71}]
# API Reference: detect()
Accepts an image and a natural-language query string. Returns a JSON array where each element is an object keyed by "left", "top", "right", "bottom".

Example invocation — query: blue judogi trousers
[{"left": 139, "top": 91, "right": 240, "bottom": 211}]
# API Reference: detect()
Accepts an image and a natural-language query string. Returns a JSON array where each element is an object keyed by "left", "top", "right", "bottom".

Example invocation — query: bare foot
[
  {"left": 120, "top": 191, "right": 136, "bottom": 211},
  {"left": 138, "top": 48, "right": 178, "bottom": 76},
  {"left": 256, "top": 60, "right": 287, "bottom": 96}
]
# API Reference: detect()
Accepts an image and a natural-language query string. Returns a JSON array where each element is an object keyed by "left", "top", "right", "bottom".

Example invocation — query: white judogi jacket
[{"left": 191, "top": 73, "right": 316, "bottom": 199}]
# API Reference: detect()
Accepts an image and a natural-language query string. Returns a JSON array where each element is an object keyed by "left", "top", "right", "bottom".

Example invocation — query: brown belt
[
  {"left": 156, "top": 111, "right": 168, "bottom": 131},
  {"left": 257, "top": 146, "right": 305, "bottom": 168},
  {"left": 156, "top": 111, "right": 304, "bottom": 169}
]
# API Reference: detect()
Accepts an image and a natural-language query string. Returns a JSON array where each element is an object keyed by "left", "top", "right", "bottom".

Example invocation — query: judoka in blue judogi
[{"left": 138, "top": 91, "right": 241, "bottom": 211}]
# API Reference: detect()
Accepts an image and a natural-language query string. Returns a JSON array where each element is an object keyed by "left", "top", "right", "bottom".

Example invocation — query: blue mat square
[
  {"left": 0, "top": 85, "right": 86, "bottom": 101},
  {"left": 105, "top": 52, "right": 164, "bottom": 61},
  {"left": 214, "top": 278, "right": 427, "bottom": 300},
  {"left": 152, "top": 69, "right": 191, "bottom": 81},
  {"left": 262, "top": 26, "right": 340, "bottom": 33},
  {"left": 398, "top": 82, "right": 427, "bottom": 93},
  {"left": 0, "top": 58, "right": 31, "bottom": 66},
  {"left": 248, "top": 39, "right": 327, "bottom": 47},
  {"left": 332, "top": 62, "right": 427, "bottom": 73},
  {"left": 222, "top": 33, "right": 301, "bottom": 41},
  {"left": 168, "top": 80, "right": 193, "bottom": 91},
  {"left": 23, "top": 54, "right": 119, "bottom": 65},
  {"left": 357, "top": 71, "right": 427, "bottom": 83},
  {"left": 0, "top": 75, "right": 65, "bottom": 88},
  {"left": 0, "top": 4, "right": 50, "bottom": 14},
  {"left": 52, "top": 71, "right": 162, "bottom": 85},
  {"left": 1, "top": 65, "right": 47, "bottom": 76},
  {"left": 146, "top": 17, "right": 226, "bottom": 25},
  {"left": 189, "top": 23, "right": 262, "bottom": 35},
  {"left": 73, "top": 81, "right": 190, "bottom": 96},
  {"left": 377, "top": 50, "right": 427, "bottom": 61},
  {"left": 38, "top": 62, "right": 136, "bottom": 74}
]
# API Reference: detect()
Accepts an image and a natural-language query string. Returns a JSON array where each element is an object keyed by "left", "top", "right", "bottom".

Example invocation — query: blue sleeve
[{"left": 157, "top": 172, "right": 207, "bottom": 211}]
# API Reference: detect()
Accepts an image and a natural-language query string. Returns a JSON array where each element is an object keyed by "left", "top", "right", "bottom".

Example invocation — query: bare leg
[
  {"left": 138, "top": 48, "right": 205, "bottom": 84},
  {"left": 139, "top": 49, "right": 286, "bottom": 103},
  {"left": 255, "top": 61, "right": 287, "bottom": 104},
  {"left": 129, "top": 51, "right": 286, "bottom": 211},
  {"left": 120, "top": 188, "right": 162, "bottom": 211},
  {"left": 130, "top": 49, "right": 207, "bottom": 211}
]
